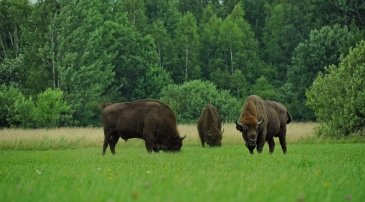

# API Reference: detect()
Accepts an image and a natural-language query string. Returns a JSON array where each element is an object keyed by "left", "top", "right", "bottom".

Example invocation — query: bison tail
[{"left": 287, "top": 111, "right": 292, "bottom": 124}]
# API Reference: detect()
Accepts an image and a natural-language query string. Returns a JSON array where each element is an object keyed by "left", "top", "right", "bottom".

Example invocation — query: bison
[
  {"left": 235, "top": 95, "right": 291, "bottom": 154},
  {"left": 197, "top": 104, "right": 223, "bottom": 147},
  {"left": 101, "top": 99, "right": 186, "bottom": 155}
]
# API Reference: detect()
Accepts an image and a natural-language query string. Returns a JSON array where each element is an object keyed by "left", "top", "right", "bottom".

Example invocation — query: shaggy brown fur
[
  {"left": 101, "top": 99, "right": 185, "bottom": 155},
  {"left": 240, "top": 101, "right": 259, "bottom": 125},
  {"left": 197, "top": 104, "right": 223, "bottom": 147},
  {"left": 235, "top": 95, "right": 292, "bottom": 154}
]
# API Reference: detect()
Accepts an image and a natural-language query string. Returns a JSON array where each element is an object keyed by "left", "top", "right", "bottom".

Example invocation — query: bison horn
[
  {"left": 221, "top": 128, "right": 224, "bottom": 134},
  {"left": 235, "top": 121, "right": 244, "bottom": 132},
  {"left": 207, "top": 133, "right": 212, "bottom": 137},
  {"left": 235, "top": 121, "right": 243, "bottom": 127},
  {"left": 257, "top": 116, "right": 264, "bottom": 125},
  {"left": 180, "top": 135, "right": 187, "bottom": 140}
]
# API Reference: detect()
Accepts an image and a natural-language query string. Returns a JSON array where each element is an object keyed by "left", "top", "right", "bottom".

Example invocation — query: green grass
[
  {"left": 0, "top": 124, "right": 364, "bottom": 201},
  {"left": 1, "top": 142, "right": 364, "bottom": 202}
]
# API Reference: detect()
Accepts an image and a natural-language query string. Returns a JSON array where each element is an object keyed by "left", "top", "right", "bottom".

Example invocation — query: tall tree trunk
[
  {"left": 14, "top": 27, "right": 19, "bottom": 56},
  {"left": 230, "top": 46, "right": 233, "bottom": 74},
  {"left": 185, "top": 48, "right": 189, "bottom": 81},
  {"left": 50, "top": 13, "right": 59, "bottom": 88},
  {"left": 51, "top": 33, "right": 57, "bottom": 88},
  {"left": 0, "top": 38, "right": 7, "bottom": 58},
  {"left": 8, "top": 32, "right": 14, "bottom": 52},
  {"left": 158, "top": 46, "right": 162, "bottom": 68}
]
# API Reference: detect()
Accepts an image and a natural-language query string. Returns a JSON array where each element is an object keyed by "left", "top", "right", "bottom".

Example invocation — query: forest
[{"left": 0, "top": 0, "right": 364, "bottom": 136}]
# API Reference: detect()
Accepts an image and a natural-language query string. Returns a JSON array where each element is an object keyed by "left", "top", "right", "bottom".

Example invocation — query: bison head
[
  {"left": 235, "top": 117, "right": 263, "bottom": 151},
  {"left": 206, "top": 127, "right": 224, "bottom": 147},
  {"left": 165, "top": 135, "right": 186, "bottom": 152}
]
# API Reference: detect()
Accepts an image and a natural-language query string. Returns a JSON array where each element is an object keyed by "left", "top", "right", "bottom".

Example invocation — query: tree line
[{"left": 0, "top": 0, "right": 364, "bottom": 136}]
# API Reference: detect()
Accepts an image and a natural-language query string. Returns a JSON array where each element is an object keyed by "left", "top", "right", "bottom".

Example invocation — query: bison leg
[
  {"left": 268, "top": 138, "right": 275, "bottom": 154},
  {"left": 279, "top": 127, "right": 287, "bottom": 154},
  {"left": 102, "top": 128, "right": 112, "bottom": 155},
  {"left": 102, "top": 139, "right": 109, "bottom": 155},
  {"left": 247, "top": 146, "right": 255, "bottom": 154},
  {"left": 200, "top": 135, "right": 205, "bottom": 147},
  {"left": 153, "top": 144, "right": 160, "bottom": 152},
  {"left": 197, "top": 129, "right": 205, "bottom": 147},
  {"left": 143, "top": 133, "right": 155, "bottom": 153},
  {"left": 256, "top": 128, "right": 267, "bottom": 154},
  {"left": 109, "top": 135, "right": 119, "bottom": 155},
  {"left": 145, "top": 140, "right": 154, "bottom": 153}
]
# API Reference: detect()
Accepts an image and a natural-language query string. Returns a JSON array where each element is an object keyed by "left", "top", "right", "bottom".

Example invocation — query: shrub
[
  {"left": 160, "top": 80, "right": 241, "bottom": 123},
  {"left": 287, "top": 25, "right": 362, "bottom": 120},
  {"left": 0, "top": 85, "right": 31, "bottom": 127},
  {"left": 0, "top": 87, "right": 71, "bottom": 128},
  {"left": 306, "top": 40, "right": 365, "bottom": 137},
  {"left": 32, "top": 89, "right": 72, "bottom": 128}
]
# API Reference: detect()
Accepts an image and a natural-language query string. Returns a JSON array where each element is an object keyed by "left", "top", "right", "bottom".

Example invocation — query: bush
[
  {"left": 287, "top": 25, "right": 362, "bottom": 120},
  {"left": 8, "top": 95, "right": 35, "bottom": 128},
  {"left": 306, "top": 40, "right": 365, "bottom": 137},
  {"left": 0, "top": 87, "right": 71, "bottom": 128},
  {"left": 0, "top": 85, "right": 30, "bottom": 127},
  {"left": 32, "top": 89, "right": 72, "bottom": 128},
  {"left": 160, "top": 80, "right": 241, "bottom": 123}
]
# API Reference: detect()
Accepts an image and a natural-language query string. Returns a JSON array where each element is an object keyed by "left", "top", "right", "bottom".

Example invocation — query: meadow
[{"left": 1, "top": 123, "right": 364, "bottom": 202}]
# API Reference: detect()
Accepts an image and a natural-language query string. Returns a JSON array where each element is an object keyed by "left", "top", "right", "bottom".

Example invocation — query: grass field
[{"left": 1, "top": 123, "right": 365, "bottom": 202}]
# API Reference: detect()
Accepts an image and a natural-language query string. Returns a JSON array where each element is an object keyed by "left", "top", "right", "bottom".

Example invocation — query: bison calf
[{"left": 235, "top": 95, "right": 291, "bottom": 154}]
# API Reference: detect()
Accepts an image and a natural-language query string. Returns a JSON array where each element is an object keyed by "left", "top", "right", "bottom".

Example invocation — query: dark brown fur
[
  {"left": 197, "top": 104, "right": 223, "bottom": 147},
  {"left": 235, "top": 95, "right": 292, "bottom": 154},
  {"left": 101, "top": 99, "right": 185, "bottom": 155}
]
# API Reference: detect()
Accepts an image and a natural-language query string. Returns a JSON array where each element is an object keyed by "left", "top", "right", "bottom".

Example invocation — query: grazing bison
[
  {"left": 235, "top": 95, "right": 292, "bottom": 154},
  {"left": 197, "top": 104, "right": 224, "bottom": 147},
  {"left": 101, "top": 99, "right": 186, "bottom": 155}
]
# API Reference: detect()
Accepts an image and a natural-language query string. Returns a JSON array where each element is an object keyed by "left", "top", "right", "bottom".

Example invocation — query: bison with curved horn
[
  {"left": 101, "top": 99, "right": 186, "bottom": 155},
  {"left": 235, "top": 95, "right": 292, "bottom": 154}
]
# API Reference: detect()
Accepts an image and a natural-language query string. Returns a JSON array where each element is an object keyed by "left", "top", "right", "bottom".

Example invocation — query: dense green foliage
[
  {"left": 0, "top": 86, "right": 71, "bottom": 128},
  {"left": 287, "top": 25, "right": 363, "bottom": 120},
  {"left": 160, "top": 80, "right": 241, "bottom": 123},
  {"left": 1, "top": 143, "right": 364, "bottom": 201},
  {"left": 1, "top": 0, "right": 364, "bottom": 132},
  {"left": 307, "top": 40, "right": 365, "bottom": 137}
]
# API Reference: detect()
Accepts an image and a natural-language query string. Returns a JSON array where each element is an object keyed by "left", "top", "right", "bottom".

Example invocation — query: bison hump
[
  {"left": 241, "top": 101, "right": 258, "bottom": 125},
  {"left": 101, "top": 103, "right": 113, "bottom": 109}
]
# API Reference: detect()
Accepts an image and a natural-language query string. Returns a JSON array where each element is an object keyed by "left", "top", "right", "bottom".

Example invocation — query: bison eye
[{"left": 242, "top": 125, "right": 248, "bottom": 132}]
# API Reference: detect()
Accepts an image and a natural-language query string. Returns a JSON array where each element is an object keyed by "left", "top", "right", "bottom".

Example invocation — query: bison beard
[
  {"left": 101, "top": 99, "right": 186, "bottom": 155},
  {"left": 235, "top": 95, "right": 292, "bottom": 154}
]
